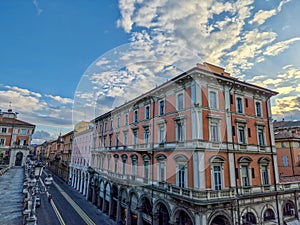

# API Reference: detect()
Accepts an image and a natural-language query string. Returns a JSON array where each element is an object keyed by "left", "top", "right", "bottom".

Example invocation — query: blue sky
[{"left": 0, "top": 0, "right": 300, "bottom": 144}]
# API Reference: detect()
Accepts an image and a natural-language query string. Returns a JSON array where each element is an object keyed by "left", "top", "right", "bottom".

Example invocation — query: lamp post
[{"left": 23, "top": 157, "right": 53, "bottom": 225}]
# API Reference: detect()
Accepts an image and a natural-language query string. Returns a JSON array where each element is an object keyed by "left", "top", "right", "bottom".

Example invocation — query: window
[
  {"left": 144, "top": 160, "right": 149, "bottom": 179},
  {"left": 114, "top": 157, "right": 118, "bottom": 173},
  {"left": 134, "top": 110, "right": 138, "bottom": 123},
  {"left": 209, "top": 91, "right": 217, "bottom": 109},
  {"left": 281, "top": 142, "right": 286, "bottom": 148},
  {"left": 116, "top": 135, "right": 120, "bottom": 149},
  {"left": 110, "top": 120, "right": 113, "bottom": 131},
  {"left": 158, "top": 161, "right": 166, "bottom": 182},
  {"left": 177, "top": 93, "right": 184, "bottom": 110},
  {"left": 258, "top": 128, "right": 265, "bottom": 146},
  {"left": 132, "top": 159, "right": 137, "bottom": 176},
  {"left": 0, "top": 138, "right": 5, "bottom": 146},
  {"left": 20, "top": 129, "right": 27, "bottom": 135},
  {"left": 261, "top": 165, "right": 269, "bottom": 185},
  {"left": 264, "top": 209, "right": 275, "bottom": 221},
  {"left": 1, "top": 128, "right": 7, "bottom": 133},
  {"left": 117, "top": 116, "right": 120, "bottom": 128},
  {"left": 144, "top": 129, "right": 150, "bottom": 144},
  {"left": 109, "top": 135, "right": 112, "bottom": 147},
  {"left": 176, "top": 122, "right": 185, "bottom": 142},
  {"left": 104, "top": 122, "right": 107, "bottom": 132},
  {"left": 123, "top": 132, "right": 128, "bottom": 146},
  {"left": 241, "top": 165, "right": 250, "bottom": 186},
  {"left": 236, "top": 97, "right": 243, "bottom": 113},
  {"left": 103, "top": 135, "right": 107, "bottom": 147},
  {"left": 159, "top": 125, "right": 165, "bottom": 143},
  {"left": 238, "top": 126, "right": 246, "bottom": 144},
  {"left": 177, "top": 164, "right": 187, "bottom": 188},
  {"left": 159, "top": 100, "right": 165, "bottom": 116},
  {"left": 107, "top": 156, "right": 111, "bottom": 171},
  {"left": 125, "top": 114, "right": 129, "bottom": 126},
  {"left": 283, "top": 202, "right": 295, "bottom": 216},
  {"left": 282, "top": 156, "right": 289, "bottom": 166},
  {"left": 213, "top": 165, "right": 222, "bottom": 190},
  {"left": 174, "top": 155, "right": 188, "bottom": 188},
  {"left": 122, "top": 157, "right": 127, "bottom": 175},
  {"left": 133, "top": 130, "right": 138, "bottom": 145},
  {"left": 255, "top": 102, "right": 262, "bottom": 117},
  {"left": 145, "top": 105, "right": 150, "bottom": 120},
  {"left": 210, "top": 122, "right": 219, "bottom": 142}
]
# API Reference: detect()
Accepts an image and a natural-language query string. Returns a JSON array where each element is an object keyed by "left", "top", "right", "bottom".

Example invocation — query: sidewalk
[{"left": 0, "top": 167, "right": 24, "bottom": 225}]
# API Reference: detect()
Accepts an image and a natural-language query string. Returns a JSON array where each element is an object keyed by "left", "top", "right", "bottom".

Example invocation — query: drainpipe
[{"left": 266, "top": 95, "right": 281, "bottom": 225}]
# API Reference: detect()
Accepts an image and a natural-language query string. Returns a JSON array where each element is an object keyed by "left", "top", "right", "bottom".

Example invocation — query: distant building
[
  {"left": 0, "top": 108, "right": 35, "bottom": 167},
  {"left": 274, "top": 120, "right": 300, "bottom": 183},
  {"left": 69, "top": 121, "right": 93, "bottom": 197}
]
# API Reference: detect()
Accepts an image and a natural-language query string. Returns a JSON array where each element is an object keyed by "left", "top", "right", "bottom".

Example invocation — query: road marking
[
  {"left": 53, "top": 181, "right": 96, "bottom": 225},
  {"left": 39, "top": 177, "right": 66, "bottom": 225},
  {"left": 51, "top": 199, "right": 67, "bottom": 225}
]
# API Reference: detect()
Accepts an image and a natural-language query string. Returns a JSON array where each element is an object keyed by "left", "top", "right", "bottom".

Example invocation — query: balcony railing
[{"left": 92, "top": 169, "right": 300, "bottom": 203}]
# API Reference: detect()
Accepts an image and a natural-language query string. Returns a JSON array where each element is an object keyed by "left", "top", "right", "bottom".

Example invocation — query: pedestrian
[{"left": 48, "top": 194, "right": 52, "bottom": 202}]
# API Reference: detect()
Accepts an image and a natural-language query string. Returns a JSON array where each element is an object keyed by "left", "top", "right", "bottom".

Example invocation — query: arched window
[
  {"left": 283, "top": 201, "right": 295, "bottom": 216},
  {"left": 242, "top": 212, "right": 257, "bottom": 225},
  {"left": 264, "top": 208, "right": 275, "bottom": 221}
]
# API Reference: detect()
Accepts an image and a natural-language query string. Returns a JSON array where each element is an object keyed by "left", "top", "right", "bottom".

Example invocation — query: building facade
[
  {"left": 69, "top": 121, "right": 93, "bottom": 197},
  {"left": 0, "top": 108, "right": 35, "bottom": 167},
  {"left": 274, "top": 120, "right": 300, "bottom": 183},
  {"left": 83, "top": 63, "right": 300, "bottom": 225}
]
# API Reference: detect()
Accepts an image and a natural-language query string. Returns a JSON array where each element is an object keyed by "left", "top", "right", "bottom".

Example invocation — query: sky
[{"left": 0, "top": 0, "right": 300, "bottom": 144}]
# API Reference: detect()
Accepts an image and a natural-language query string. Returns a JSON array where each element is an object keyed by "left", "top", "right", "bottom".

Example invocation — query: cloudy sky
[{"left": 0, "top": 0, "right": 300, "bottom": 144}]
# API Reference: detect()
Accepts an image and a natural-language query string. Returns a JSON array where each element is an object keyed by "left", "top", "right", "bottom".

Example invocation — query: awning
[{"left": 286, "top": 220, "right": 300, "bottom": 225}]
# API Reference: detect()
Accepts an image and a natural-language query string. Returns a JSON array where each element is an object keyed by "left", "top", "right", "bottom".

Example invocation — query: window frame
[
  {"left": 209, "top": 90, "right": 218, "bottom": 109},
  {"left": 176, "top": 92, "right": 184, "bottom": 111},
  {"left": 255, "top": 101, "right": 263, "bottom": 117},
  {"left": 159, "top": 99, "right": 165, "bottom": 116},
  {"left": 236, "top": 96, "right": 244, "bottom": 114}
]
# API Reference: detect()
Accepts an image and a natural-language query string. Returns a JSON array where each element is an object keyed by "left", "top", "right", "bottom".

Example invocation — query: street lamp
[{"left": 23, "top": 159, "right": 52, "bottom": 225}]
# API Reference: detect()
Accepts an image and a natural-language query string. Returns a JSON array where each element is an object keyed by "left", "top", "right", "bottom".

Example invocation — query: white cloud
[
  {"left": 46, "top": 95, "right": 73, "bottom": 104},
  {"left": 249, "top": 9, "right": 276, "bottom": 25},
  {"left": 264, "top": 37, "right": 300, "bottom": 56}
]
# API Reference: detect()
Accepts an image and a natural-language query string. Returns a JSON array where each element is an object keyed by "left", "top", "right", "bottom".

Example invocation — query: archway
[
  {"left": 15, "top": 152, "right": 23, "bottom": 166},
  {"left": 157, "top": 203, "right": 170, "bottom": 225},
  {"left": 139, "top": 196, "right": 152, "bottom": 225},
  {"left": 242, "top": 212, "right": 257, "bottom": 225},
  {"left": 174, "top": 209, "right": 193, "bottom": 225},
  {"left": 283, "top": 201, "right": 295, "bottom": 217},
  {"left": 210, "top": 215, "right": 231, "bottom": 225}
]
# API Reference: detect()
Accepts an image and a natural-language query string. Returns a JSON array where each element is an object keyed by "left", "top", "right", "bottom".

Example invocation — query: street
[
  {"left": 0, "top": 167, "right": 116, "bottom": 225},
  {"left": 37, "top": 169, "right": 116, "bottom": 225}
]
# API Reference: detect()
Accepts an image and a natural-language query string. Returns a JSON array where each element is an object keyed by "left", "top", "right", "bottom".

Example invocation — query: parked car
[{"left": 35, "top": 196, "right": 41, "bottom": 208}]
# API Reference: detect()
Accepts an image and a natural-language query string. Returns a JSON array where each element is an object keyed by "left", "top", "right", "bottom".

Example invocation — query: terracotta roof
[
  {"left": 0, "top": 117, "right": 35, "bottom": 127},
  {"left": 274, "top": 120, "right": 300, "bottom": 129}
]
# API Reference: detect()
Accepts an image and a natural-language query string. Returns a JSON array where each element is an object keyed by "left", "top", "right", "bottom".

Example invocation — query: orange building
[
  {"left": 82, "top": 63, "right": 300, "bottom": 225},
  {"left": 0, "top": 108, "right": 35, "bottom": 167},
  {"left": 274, "top": 120, "right": 300, "bottom": 183}
]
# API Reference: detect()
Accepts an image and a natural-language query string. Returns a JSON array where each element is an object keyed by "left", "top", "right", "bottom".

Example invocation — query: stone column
[
  {"left": 137, "top": 207, "right": 143, "bottom": 225},
  {"left": 116, "top": 196, "right": 122, "bottom": 224},
  {"left": 125, "top": 205, "right": 131, "bottom": 225},
  {"left": 83, "top": 173, "right": 87, "bottom": 196}
]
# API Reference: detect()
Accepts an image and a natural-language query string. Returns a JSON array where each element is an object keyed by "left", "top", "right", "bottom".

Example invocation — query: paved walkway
[{"left": 0, "top": 167, "right": 24, "bottom": 225}]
